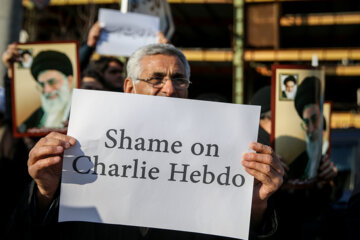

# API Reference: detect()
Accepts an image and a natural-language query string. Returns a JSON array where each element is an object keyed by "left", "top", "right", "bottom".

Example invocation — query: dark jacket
[{"left": 6, "top": 181, "right": 278, "bottom": 240}]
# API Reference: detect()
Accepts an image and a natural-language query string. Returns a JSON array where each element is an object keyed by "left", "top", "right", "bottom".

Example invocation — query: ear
[
  {"left": 123, "top": 78, "right": 135, "bottom": 93},
  {"left": 67, "top": 75, "right": 73, "bottom": 91}
]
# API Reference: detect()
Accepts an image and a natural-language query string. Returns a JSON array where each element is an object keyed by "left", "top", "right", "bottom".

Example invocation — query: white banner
[
  {"left": 96, "top": 8, "right": 159, "bottom": 57},
  {"left": 59, "top": 89, "right": 261, "bottom": 240},
  {"left": 121, "top": 0, "right": 175, "bottom": 40}
]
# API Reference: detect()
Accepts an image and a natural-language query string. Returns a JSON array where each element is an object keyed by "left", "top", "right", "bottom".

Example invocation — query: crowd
[{"left": 0, "top": 16, "right": 358, "bottom": 240}]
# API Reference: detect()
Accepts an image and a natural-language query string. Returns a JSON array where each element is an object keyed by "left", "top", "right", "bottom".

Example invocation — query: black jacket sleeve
[{"left": 79, "top": 43, "right": 96, "bottom": 71}]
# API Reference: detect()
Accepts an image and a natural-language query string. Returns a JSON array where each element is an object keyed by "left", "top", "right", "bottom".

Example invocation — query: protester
[
  {"left": 79, "top": 21, "right": 102, "bottom": 71},
  {"left": 80, "top": 67, "right": 105, "bottom": 91},
  {"left": 250, "top": 85, "right": 338, "bottom": 240},
  {"left": 0, "top": 86, "right": 33, "bottom": 239},
  {"left": 250, "top": 86, "right": 272, "bottom": 147},
  {"left": 7, "top": 44, "right": 284, "bottom": 240},
  {"left": 89, "top": 56, "right": 125, "bottom": 92}
]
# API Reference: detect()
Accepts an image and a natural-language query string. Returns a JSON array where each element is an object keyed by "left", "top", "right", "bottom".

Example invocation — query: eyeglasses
[
  {"left": 136, "top": 76, "right": 191, "bottom": 89},
  {"left": 36, "top": 78, "right": 59, "bottom": 92}
]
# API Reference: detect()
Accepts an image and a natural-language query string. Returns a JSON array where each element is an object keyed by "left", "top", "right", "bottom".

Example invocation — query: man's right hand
[
  {"left": 87, "top": 21, "right": 102, "bottom": 48},
  {"left": 1, "top": 42, "right": 20, "bottom": 78},
  {"left": 28, "top": 132, "right": 76, "bottom": 209}
]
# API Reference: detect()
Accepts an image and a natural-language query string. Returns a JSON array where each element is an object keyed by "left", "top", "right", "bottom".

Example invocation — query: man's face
[
  {"left": 37, "top": 70, "right": 72, "bottom": 100},
  {"left": 37, "top": 69, "right": 73, "bottom": 116},
  {"left": 23, "top": 53, "right": 31, "bottom": 62},
  {"left": 104, "top": 61, "right": 123, "bottom": 90},
  {"left": 124, "top": 54, "right": 188, "bottom": 98},
  {"left": 285, "top": 80, "right": 296, "bottom": 93},
  {"left": 302, "top": 103, "right": 321, "bottom": 141}
]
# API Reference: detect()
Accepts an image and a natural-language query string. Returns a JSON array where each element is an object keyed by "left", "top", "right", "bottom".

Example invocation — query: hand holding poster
[
  {"left": 96, "top": 8, "right": 160, "bottom": 57},
  {"left": 59, "top": 89, "right": 261, "bottom": 239}
]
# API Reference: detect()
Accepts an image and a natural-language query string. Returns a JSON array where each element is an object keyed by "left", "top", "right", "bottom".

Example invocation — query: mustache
[{"left": 43, "top": 90, "right": 59, "bottom": 99}]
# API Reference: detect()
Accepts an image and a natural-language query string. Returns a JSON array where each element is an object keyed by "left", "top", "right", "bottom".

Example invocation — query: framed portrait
[
  {"left": 279, "top": 73, "right": 299, "bottom": 101},
  {"left": 11, "top": 41, "right": 80, "bottom": 138},
  {"left": 271, "top": 65, "right": 325, "bottom": 180}
]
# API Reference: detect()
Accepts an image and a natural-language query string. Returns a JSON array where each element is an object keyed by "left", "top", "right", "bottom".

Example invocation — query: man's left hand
[
  {"left": 87, "top": 21, "right": 102, "bottom": 48},
  {"left": 318, "top": 154, "right": 337, "bottom": 181},
  {"left": 242, "top": 142, "right": 284, "bottom": 226}
]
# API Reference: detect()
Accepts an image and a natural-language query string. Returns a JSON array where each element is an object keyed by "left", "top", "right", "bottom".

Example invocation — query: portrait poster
[
  {"left": 271, "top": 65, "right": 325, "bottom": 180},
  {"left": 11, "top": 41, "right": 80, "bottom": 138}
]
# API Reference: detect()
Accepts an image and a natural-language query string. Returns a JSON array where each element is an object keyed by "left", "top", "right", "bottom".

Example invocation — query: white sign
[
  {"left": 59, "top": 89, "right": 261, "bottom": 240},
  {"left": 96, "top": 8, "right": 159, "bottom": 57}
]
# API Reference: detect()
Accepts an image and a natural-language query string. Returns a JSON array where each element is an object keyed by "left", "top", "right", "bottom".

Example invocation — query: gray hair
[{"left": 126, "top": 43, "right": 191, "bottom": 80}]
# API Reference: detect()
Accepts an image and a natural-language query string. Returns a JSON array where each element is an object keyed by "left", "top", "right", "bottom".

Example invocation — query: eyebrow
[{"left": 39, "top": 77, "right": 57, "bottom": 84}]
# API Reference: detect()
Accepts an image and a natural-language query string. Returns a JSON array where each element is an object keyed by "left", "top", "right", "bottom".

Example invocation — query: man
[
  {"left": 294, "top": 76, "right": 323, "bottom": 179},
  {"left": 80, "top": 67, "right": 105, "bottom": 91},
  {"left": 18, "top": 50, "right": 74, "bottom": 133},
  {"left": 90, "top": 56, "right": 124, "bottom": 92},
  {"left": 250, "top": 86, "right": 272, "bottom": 146},
  {"left": 8, "top": 44, "right": 284, "bottom": 240},
  {"left": 281, "top": 75, "right": 297, "bottom": 100},
  {"left": 19, "top": 49, "right": 33, "bottom": 68}
]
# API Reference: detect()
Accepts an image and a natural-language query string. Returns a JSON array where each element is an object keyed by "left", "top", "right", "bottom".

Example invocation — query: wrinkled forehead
[{"left": 139, "top": 54, "right": 186, "bottom": 76}]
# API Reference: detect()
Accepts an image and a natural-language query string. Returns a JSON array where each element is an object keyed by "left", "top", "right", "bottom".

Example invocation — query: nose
[
  {"left": 43, "top": 83, "right": 54, "bottom": 94},
  {"left": 160, "top": 78, "right": 176, "bottom": 97},
  {"left": 307, "top": 121, "right": 318, "bottom": 139}
]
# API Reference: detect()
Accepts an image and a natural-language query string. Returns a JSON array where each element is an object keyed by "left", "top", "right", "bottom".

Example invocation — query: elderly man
[
  {"left": 90, "top": 56, "right": 124, "bottom": 91},
  {"left": 293, "top": 76, "right": 324, "bottom": 179},
  {"left": 18, "top": 50, "right": 74, "bottom": 132},
  {"left": 8, "top": 44, "right": 283, "bottom": 240},
  {"left": 281, "top": 75, "right": 297, "bottom": 100}
]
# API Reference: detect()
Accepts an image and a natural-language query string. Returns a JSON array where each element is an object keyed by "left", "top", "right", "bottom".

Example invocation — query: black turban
[
  {"left": 251, "top": 85, "right": 271, "bottom": 113},
  {"left": 284, "top": 75, "right": 297, "bottom": 85},
  {"left": 294, "top": 76, "right": 321, "bottom": 118},
  {"left": 30, "top": 50, "right": 73, "bottom": 80}
]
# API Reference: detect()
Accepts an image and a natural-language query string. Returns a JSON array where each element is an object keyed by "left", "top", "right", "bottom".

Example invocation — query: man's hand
[
  {"left": 1, "top": 43, "right": 20, "bottom": 78},
  {"left": 242, "top": 142, "right": 284, "bottom": 227},
  {"left": 87, "top": 21, "right": 102, "bottom": 48},
  {"left": 158, "top": 31, "right": 168, "bottom": 44},
  {"left": 28, "top": 132, "right": 76, "bottom": 209},
  {"left": 318, "top": 154, "right": 337, "bottom": 181}
]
